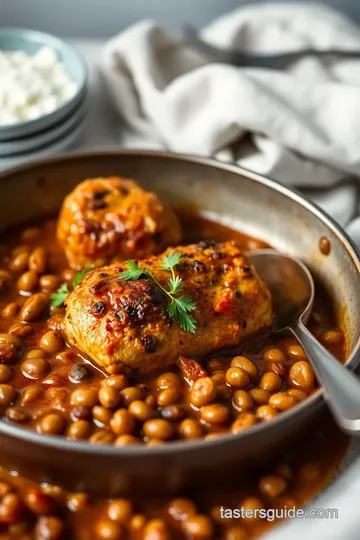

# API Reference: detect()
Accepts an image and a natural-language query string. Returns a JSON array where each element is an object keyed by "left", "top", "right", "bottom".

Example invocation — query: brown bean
[
  {"left": 190, "top": 377, "right": 216, "bottom": 408},
  {"left": 68, "top": 363, "right": 93, "bottom": 384},
  {"left": 231, "top": 412, "right": 256, "bottom": 432},
  {"left": 20, "top": 386, "right": 42, "bottom": 406},
  {"left": 223, "top": 527, "right": 248, "bottom": 540},
  {"left": 20, "top": 293, "right": 48, "bottom": 322},
  {"left": 128, "top": 400, "right": 154, "bottom": 422},
  {"left": 157, "top": 388, "right": 182, "bottom": 407},
  {"left": 320, "top": 330, "right": 344, "bottom": 346},
  {"left": 114, "top": 435, "right": 141, "bottom": 446},
  {"left": 182, "top": 514, "right": 214, "bottom": 539},
  {"left": 1, "top": 302, "right": 19, "bottom": 318},
  {"left": 110, "top": 409, "right": 135, "bottom": 436},
  {"left": 98, "top": 386, "right": 121, "bottom": 409},
  {"left": 288, "top": 388, "right": 308, "bottom": 401},
  {"left": 71, "top": 388, "right": 99, "bottom": 408},
  {"left": 24, "top": 488, "right": 54, "bottom": 515},
  {"left": 168, "top": 498, "right": 197, "bottom": 521},
  {"left": 21, "top": 357, "right": 49, "bottom": 380},
  {"left": 67, "top": 493, "right": 89, "bottom": 512},
  {"left": 256, "top": 405, "right": 278, "bottom": 422},
  {"left": 9, "top": 323, "right": 33, "bottom": 338},
  {"left": 0, "top": 492, "right": 23, "bottom": 524},
  {"left": 67, "top": 420, "right": 92, "bottom": 440},
  {"left": 37, "top": 414, "right": 65, "bottom": 435},
  {"left": 17, "top": 270, "right": 38, "bottom": 292},
  {"left": 101, "top": 374, "right": 129, "bottom": 391},
  {"left": 0, "top": 384, "right": 15, "bottom": 406},
  {"left": 93, "top": 405, "right": 112, "bottom": 426},
  {"left": 143, "top": 519, "right": 170, "bottom": 540},
  {"left": 179, "top": 418, "right": 203, "bottom": 440},
  {"left": 269, "top": 392, "right": 298, "bottom": 411},
  {"left": 206, "top": 358, "right": 225, "bottom": 372},
  {"left": 249, "top": 388, "right": 271, "bottom": 405},
  {"left": 89, "top": 431, "right": 114, "bottom": 445},
  {"left": 8, "top": 251, "right": 29, "bottom": 273},
  {"left": 259, "top": 372, "right": 282, "bottom": 393},
  {"left": 39, "top": 274, "right": 62, "bottom": 293},
  {"left": 29, "top": 247, "right": 48, "bottom": 274},
  {"left": 200, "top": 404, "right": 229, "bottom": 425},
  {"left": 0, "top": 333, "right": 22, "bottom": 350},
  {"left": 34, "top": 515, "right": 65, "bottom": 539},
  {"left": 267, "top": 362, "right": 286, "bottom": 377},
  {"left": 231, "top": 356, "right": 258, "bottom": 379},
  {"left": 259, "top": 474, "right": 287, "bottom": 498},
  {"left": 263, "top": 347, "right": 287, "bottom": 364},
  {"left": 288, "top": 361, "right": 315, "bottom": 390},
  {"left": 39, "top": 330, "right": 63, "bottom": 354},
  {"left": 226, "top": 367, "right": 250, "bottom": 388},
  {"left": 143, "top": 418, "right": 173, "bottom": 440},
  {"left": 233, "top": 390, "right": 254, "bottom": 412},
  {"left": 107, "top": 499, "right": 133, "bottom": 523},
  {"left": 157, "top": 372, "right": 183, "bottom": 391},
  {"left": 287, "top": 344, "right": 306, "bottom": 362},
  {"left": 0, "top": 365, "right": 13, "bottom": 383},
  {"left": 95, "top": 518, "right": 124, "bottom": 539},
  {"left": 240, "top": 497, "right": 265, "bottom": 523},
  {"left": 120, "top": 386, "right": 144, "bottom": 406},
  {"left": 6, "top": 406, "right": 30, "bottom": 423},
  {"left": 0, "top": 269, "right": 13, "bottom": 282}
]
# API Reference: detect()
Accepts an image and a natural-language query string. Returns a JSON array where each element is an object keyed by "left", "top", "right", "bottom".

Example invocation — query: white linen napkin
[{"left": 101, "top": 3, "right": 360, "bottom": 246}]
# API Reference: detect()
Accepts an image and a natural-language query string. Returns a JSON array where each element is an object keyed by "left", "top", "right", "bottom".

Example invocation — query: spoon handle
[{"left": 293, "top": 322, "right": 360, "bottom": 435}]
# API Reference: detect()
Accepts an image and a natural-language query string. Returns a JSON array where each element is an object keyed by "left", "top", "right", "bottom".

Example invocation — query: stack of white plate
[{"left": 0, "top": 28, "right": 88, "bottom": 171}]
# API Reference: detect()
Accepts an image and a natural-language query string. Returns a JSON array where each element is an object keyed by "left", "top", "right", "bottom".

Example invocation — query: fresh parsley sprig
[
  {"left": 50, "top": 267, "right": 92, "bottom": 307},
  {"left": 120, "top": 252, "right": 197, "bottom": 333}
]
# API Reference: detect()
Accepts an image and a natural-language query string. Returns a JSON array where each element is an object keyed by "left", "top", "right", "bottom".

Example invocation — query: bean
[
  {"left": 89, "top": 431, "right": 114, "bottom": 444},
  {"left": 92, "top": 405, "right": 112, "bottom": 426},
  {"left": 114, "top": 435, "right": 141, "bottom": 446},
  {"left": 98, "top": 386, "right": 120, "bottom": 409},
  {"left": 0, "top": 482, "right": 11, "bottom": 497},
  {"left": 101, "top": 374, "right": 129, "bottom": 391},
  {"left": 129, "top": 514, "right": 146, "bottom": 534},
  {"left": 226, "top": 367, "right": 250, "bottom": 388},
  {"left": 320, "top": 330, "right": 344, "bottom": 346},
  {"left": 182, "top": 514, "right": 214, "bottom": 539},
  {"left": 179, "top": 418, "right": 203, "bottom": 439},
  {"left": 28, "top": 247, "right": 48, "bottom": 274},
  {"left": 37, "top": 414, "right": 65, "bottom": 435},
  {"left": 6, "top": 407, "right": 30, "bottom": 423},
  {"left": 1, "top": 302, "right": 19, "bottom": 319},
  {"left": 259, "top": 372, "right": 282, "bottom": 393},
  {"left": 240, "top": 497, "right": 265, "bottom": 523},
  {"left": 67, "top": 493, "right": 89, "bottom": 512},
  {"left": 17, "top": 270, "right": 38, "bottom": 292},
  {"left": 288, "top": 388, "right": 308, "bottom": 401},
  {"left": 0, "top": 269, "right": 13, "bottom": 282},
  {"left": 24, "top": 348, "right": 45, "bottom": 359},
  {"left": 168, "top": 498, "right": 197, "bottom": 521},
  {"left": 8, "top": 251, "right": 29, "bottom": 273},
  {"left": 39, "top": 274, "right": 62, "bottom": 293},
  {"left": 71, "top": 406, "right": 92, "bottom": 422},
  {"left": 0, "top": 492, "right": 23, "bottom": 524},
  {"left": 128, "top": 400, "right": 154, "bottom": 422},
  {"left": 231, "top": 412, "right": 256, "bottom": 432},
  {"left": 21, "top": 358, "right": 49, "bottom": 380},
  {"left": 110, "top": 409, "right": 135, "bottom": 436},
  {"left": 71, "top": 388, "right": 99, "bottom": 408},
  {"left": 231, "top": 356, "right": 258, "bottom": 379},
  {"left": 0, "top": 333, "right": 22, "bottom": 350},
  {"left": 259, "top": 474, "right": 287, "bottom": 498},
  {"left": 69, "top": 363, "right": 93, "bottom": 383},
  {"left": 287, "top": 344, "right": 306, "bottom": 362},
  {"left": 20, "top": 293, "right": 48, "bottom": 322},
  {"left": 107, "top": 499, "right": 133, "bottom": 523},
  {"left": 143, "top": 519, "right": 170, "bottom": 540},
  {"left": 34, "top": 516, "right": 64, "bottom": 540},
  {"left": 298, "top": 463, "right": 320, "bottom": 483},
  {"left": 233, "top": 390, "right": 254, "bottom": 412},
  {"left": 256, "top": 405, "right": 278, "bottom": 422},
  {"left": 40, "top": 331, "right": 63, "bottom": 354},
  {"left": 190, "top": 377, "right": 216, "bottom": 408},
  {"left": 120, "top": 386, "right": 144, "bottom": 406},
  {"left": 224, "top": 527, "right": 248, "bottom": 540},
  {"left": 0, "top": 384, "right": 15, "bottom": 406},
  {"left": 143, "top": 419, "right": 173, "bottom": 440},
  {"left": 21, "top": 227, "right": 41, "bottom": 242},
  {"left": 157, "top": 388, "right": 182, "bottom": 407},
  {"left": 267, "top": 362, "right": 286, "bottom": 377},
  {"left": 269, "top": 392, "right": 298, "bottom": 411},
  {"left": 157, "top": 372, "right": 183, "bottom": 391},
  {"left": 67, "top": 420, "right": 92, "bottom": 440},
  {"left": 200, "top": 404, "right": 229, "bottom": 425},
  {"left": 0, "top": 365, "right": 13, "bottom": 383},
  {"left": 24, "top": 488, "right": 54, "bottom": 515},
  {"left": 249, "top": 388, "right": 270, "bottom": 405},
  {"left": 288, "top": 361, "right": 315, "bottom": 391},
  {"left": 263, "top": 347, "right": 287, "bottom": 364},
  {"left": 9, "top": 323, "right": 33, "bottom": 338},
  {"left": 206, "top": 358, "right": 225, "bottom": 372},
  {"left": 211, "top": 371, "right": 226, "bottom": 387},
  {"left": 21, "top": 386, "right": 42, "bottom": 406}
]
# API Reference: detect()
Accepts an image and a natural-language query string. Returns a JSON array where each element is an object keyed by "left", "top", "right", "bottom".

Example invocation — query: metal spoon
[{"left": 248, "top": 249, "right": 360, "bottom": 435}]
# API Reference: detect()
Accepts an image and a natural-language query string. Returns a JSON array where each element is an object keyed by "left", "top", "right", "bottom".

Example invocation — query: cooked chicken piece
[
  {"left": 57, "top": 177, "right": 182, "bottom": 270},
  {"left": 64, "top": 241, "right": 272, "bottom": 374}
]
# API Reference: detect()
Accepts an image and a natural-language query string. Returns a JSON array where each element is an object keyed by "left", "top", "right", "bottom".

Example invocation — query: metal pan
[{"left": 0, "top": 150, "right": 359, "bottom": 496}]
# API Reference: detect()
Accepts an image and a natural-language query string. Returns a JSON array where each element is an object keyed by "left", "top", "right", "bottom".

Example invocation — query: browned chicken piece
[
  {"left": 57, "top": 177, "right": 182, "bottom": 270},
  {"left": 64, "top": 241, "right": 272, "bottom": 374}
]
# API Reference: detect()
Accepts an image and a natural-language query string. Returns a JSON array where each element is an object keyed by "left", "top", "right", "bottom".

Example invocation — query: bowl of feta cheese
[{"left": 0, "top": 28, "right": 87, "bottom": 143}]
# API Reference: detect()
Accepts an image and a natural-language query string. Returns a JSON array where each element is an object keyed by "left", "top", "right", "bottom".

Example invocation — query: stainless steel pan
[{"left": 0, "top": 150, "right": 359, "bottom": 496}]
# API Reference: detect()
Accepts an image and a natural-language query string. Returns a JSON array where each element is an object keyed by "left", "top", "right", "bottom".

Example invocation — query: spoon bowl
[{"left": 249, "top": 249, "right": 360, "bottom": 435}]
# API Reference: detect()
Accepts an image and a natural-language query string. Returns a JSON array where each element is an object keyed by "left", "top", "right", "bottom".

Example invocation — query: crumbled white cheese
[{"left": 0, "top": 46, "right": 78, "bottom": 126}]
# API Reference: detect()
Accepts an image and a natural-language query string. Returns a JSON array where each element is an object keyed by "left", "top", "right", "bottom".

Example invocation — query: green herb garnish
[
  {"left": 120, "top": 252, "right": 197, "bottom": 333},
  {"left": 50, "top": 267, "right": 92, "bottom": 307}
]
